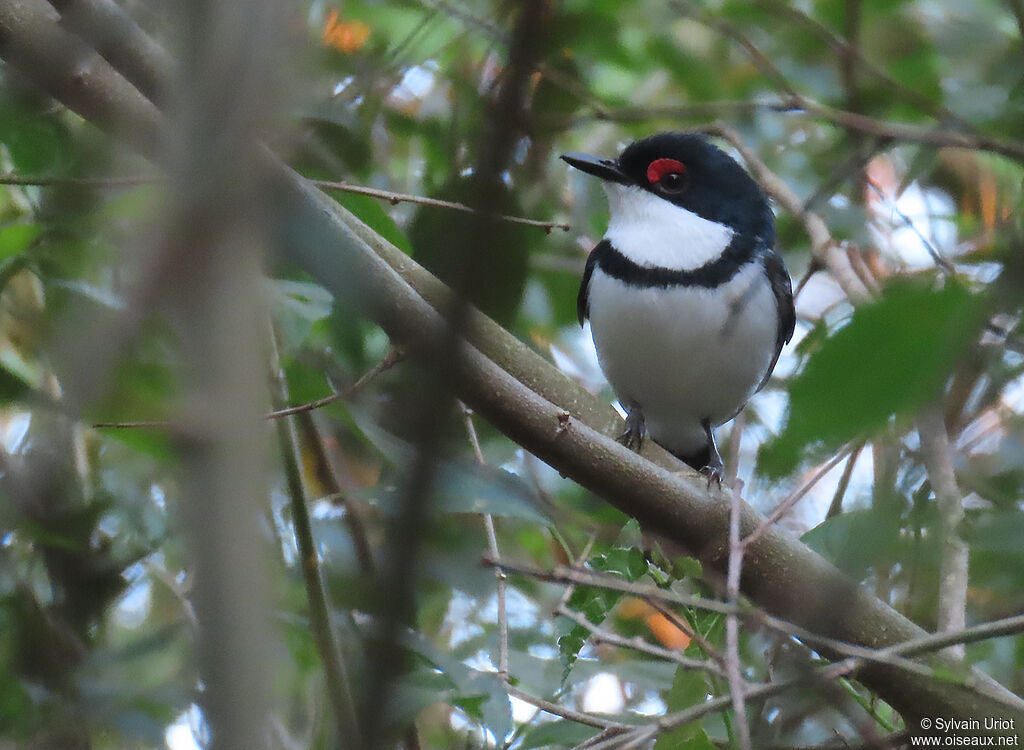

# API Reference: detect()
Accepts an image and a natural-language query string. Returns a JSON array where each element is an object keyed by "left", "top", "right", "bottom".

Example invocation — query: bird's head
[{"left": 561, "top": 132, "right": 773, "bottom": 244}]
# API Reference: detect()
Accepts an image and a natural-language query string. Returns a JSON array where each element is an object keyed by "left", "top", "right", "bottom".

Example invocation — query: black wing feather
[
  {"left": 577, "top": 243, "right": 603, "bottom": 325},
  {"left": 756, "top": 249, "right": 796, "bottom": 392}
]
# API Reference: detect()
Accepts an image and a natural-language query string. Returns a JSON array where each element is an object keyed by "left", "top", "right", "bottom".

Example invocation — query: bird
[{"left": 561, "top": 132, "right": 795, "bottom": 486}]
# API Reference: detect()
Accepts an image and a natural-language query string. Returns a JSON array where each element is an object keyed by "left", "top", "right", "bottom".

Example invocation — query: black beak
[{"left": 560, "top": 152, "right": 632, "bottom": 185}]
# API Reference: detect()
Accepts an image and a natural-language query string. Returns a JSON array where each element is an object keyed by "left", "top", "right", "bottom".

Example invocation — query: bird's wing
[
  {"left": 577, "top": 242, "right": 604, "bottom": 325},
  {"left": 755, "top": 249, "right": 796, "bottom": 392}
]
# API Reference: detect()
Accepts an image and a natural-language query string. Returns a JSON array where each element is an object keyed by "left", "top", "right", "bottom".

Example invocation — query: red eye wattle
[{"left": 647, "top": 158, "right": 686, "bottom": 184}]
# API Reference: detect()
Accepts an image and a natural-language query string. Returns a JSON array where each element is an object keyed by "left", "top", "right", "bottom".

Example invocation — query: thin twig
[
  {"left": 265, "top": 346, "right": 403, "bottom": 419},
  {"left": 872, "top": 611, "right": 1024, "bottom": 660},
  {"left": 94, "top": 346, "right": 403, "bottom": 429},
  {"left": 460, "top": 402, "right": 510, "bottom": 681},
  {"left": 743, "top": 446, "right": 852, "bottom": 549},
  {"left": 0, "top": 173, "right": 568, "bottom": 232},
  {"left": 726, "top": 488, "right": 751, "bottom": 750},
  {"left": 313, "top": 180, "right": 569, "bottom": 232},
  {"left": 506, "top": 685, "right": 628, "bottom": 731},
  {"left": 0, "top": 173, "right": 159, "bottom": 187},
  {"left": 489, "top": 555, "right": 1022, "bottom": 682},
  {"left": 555, "top": 535, "right": 597, "bottom": 611},
  {"left": 269, "top": 329, "right": 362, "bottom": 744},
  {"left": 866, "top": 178, "right": 955, "bottom": 275},
  {"left": 757, "top": 0, "right": 975, "bottom": 132},
  {"left": 556, "top": 604, "right": 723, "bottom": 675},
  {"left": 562, "top": 98, "right": 1024, "bottom": 163},
  {"left": 487, "top": 557, "right": 738, "bottom": 615},
  {"left": 292, "top": 408, "right": 378, "bottom": 578},
  {"left": 698, "top": 122, "right": 873, "bottom": 303},
  {"left": 825, "top": 442, "right": 863, "bottom": 519},
  {"left": 917, "top": 406, "right": 969, "bottom": 659},
  {"left": 646, "top": 598, "right": 727, "bottom": 668},
  {"left": 725, "top": 410, "right": 744, "bottom": 492},
  {"left": 586, "top": 611, "right": 1024, "bottom": 749}
]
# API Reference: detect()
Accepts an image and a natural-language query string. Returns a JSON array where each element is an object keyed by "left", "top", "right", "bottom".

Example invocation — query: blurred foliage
[{"left": 2, "top": 0, "right": 1024, "bottom": 748}]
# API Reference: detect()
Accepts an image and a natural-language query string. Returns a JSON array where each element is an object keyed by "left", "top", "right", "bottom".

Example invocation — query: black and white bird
[{"left": 562, "top": 132, "right": 795, "bottom": 485}]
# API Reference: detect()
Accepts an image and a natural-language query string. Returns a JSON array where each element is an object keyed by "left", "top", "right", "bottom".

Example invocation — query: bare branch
[
  {"left": 566, "top": 97, "right": 1024, "bottom": 165},
  {"left": 866, "top": 178, "right": 955, "bottom": 275},
  {"left": 265, "top": 346, "right": 403, "bottom": 419},
  {"left": 94, "top": 346, "right": 403, "bottom": 429},
  {"left": 314, "top": 180, "right": 570, "bottom": 232},
  {"left": 460, "top": 402, "right": 510, "bottom": 682},
  {"left": 506, "top": 685, "right": 628, "bottom": 731},
  {"left": 743, "top": 445, "right": 854, "bottom": 549},
  {"left": 269, "top": 329, "right": 362, "bottom": 744},
  {"left": 917, "top": 406, "right": 969, "bottom": 660},
  {"left": 697, "top": 122, "right": 873, "bottom": 303},
  {"left": 583, "top": 611, "right": 1024, "bottom": 749},
  {"left": 46, "top": 0, "right": 171, "bottom": 104},
  {"left": 726, "top": 488, "right": 751, "bottom": 749},
  {"left": 756, "top": 0, "right": 975, "bottom": 132},
  {"left": 725, "top": 411, "right": 744, "bottom": 491},
  {"left": 492, "top": 556, "right": 1024, "bottom": 689},
  {"left": 826, "top": 443, "right": 864, "bottom": 519},
  {"left": 0, "top": 172, "right": 568, "bottom": 231}
]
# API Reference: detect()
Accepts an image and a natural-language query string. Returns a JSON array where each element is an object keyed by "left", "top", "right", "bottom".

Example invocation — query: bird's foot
[
  {"left": 700, "top": 418, "right": 724, "bottom": 490},
  {"left": 699, "top": 455, "right": 724, "bottom": 490},
  {"left": 617, "top": 407, "right": 646, "bottom": 453}
]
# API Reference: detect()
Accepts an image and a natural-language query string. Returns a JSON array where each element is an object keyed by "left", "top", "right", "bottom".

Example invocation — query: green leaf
[
  {"left": 519, "top": 720, "right": 599, "bottom": 749},
  {"left": 0, "top": 225, "right": 41, "bottom": 261},
  {"left": 801, "top": 508, "right": 902, "bottom": 576},
  {"left": 591, "top": 547, "right": 648, "bottom": 581},
  {"left": 400, "top": 629, "right": 512, "bottom": 740},
  {"left": 358, "top": 460, "right": 550, "bottom": 524},
  {"left": 557, "top": 541, "right": 654, "bottom": 677},
  {"left": 0, "top": 362, "right": 30, "bottom": 403},
  {"left": 267, "top": 278, "right": 334, "bottom": 352},
  {"left": 0, "top": 98, "right": 66, "bottom": 173},
  {"left": 349, "top": 406, "right": 551, "bottom": 523},
  {"left": 760, "top": 279, "right": 981, "bottom": 477},
  {"left": 336, "top": 192, "right": 412, "bottom": 254},
  {"left": 558, "top": 584, "right": 619, "bottom": 678},
  {"left": 671, "top": 556, "right": 703, "bottom": 580},
  {"left": 617, "top": 517, "right": 644, "bottom": 547},
  {"left": 654, "top": 665, "right": 715, "bottom": 750},
  {"left": 434, "top": 461, "right": 551, "bottom": 523},
  {"left": 967, "top": 510, "right": 1024, "bottom": 557}
]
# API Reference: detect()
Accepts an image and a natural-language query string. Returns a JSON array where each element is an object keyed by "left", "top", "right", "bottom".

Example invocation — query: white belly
[{"left": 588, "top": 263, "right": 779, "bottom": 457}]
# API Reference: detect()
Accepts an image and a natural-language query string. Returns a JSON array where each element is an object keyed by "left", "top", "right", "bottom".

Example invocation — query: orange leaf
[{"left": 322, "top": 10, "right": 370, "bottom": 54}]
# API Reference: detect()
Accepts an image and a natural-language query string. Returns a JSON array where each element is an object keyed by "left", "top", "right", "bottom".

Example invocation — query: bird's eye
[
  {"left": 646, "top": 158, "right": 688, "bottom": 193},
  {"left": 659, "top": 172, "right": 687, "bottom": 193}
]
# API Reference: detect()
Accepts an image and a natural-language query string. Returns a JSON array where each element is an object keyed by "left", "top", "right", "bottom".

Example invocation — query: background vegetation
[{"left": 1, "top": 0, "right": 1024, "bottom": 748}]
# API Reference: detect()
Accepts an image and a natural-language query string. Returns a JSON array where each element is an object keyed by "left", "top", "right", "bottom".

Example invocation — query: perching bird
[{"left": 562, "top": 132, "right": 795, "bottom": 485}]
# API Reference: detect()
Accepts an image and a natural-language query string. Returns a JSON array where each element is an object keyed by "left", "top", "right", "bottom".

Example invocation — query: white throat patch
[{"left": 603, "top": 183, "right": 734, "bottom": 271}]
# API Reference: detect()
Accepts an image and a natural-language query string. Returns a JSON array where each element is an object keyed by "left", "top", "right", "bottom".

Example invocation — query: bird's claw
[
  {"left": 699, "top": 418, "right": 724, "bottom": 490},
  {"left": 617, "top": 408, "right": 646, "bottom": 453},
  {"left": 700, "top": 461, "right": 724, "bottom": 490}
]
